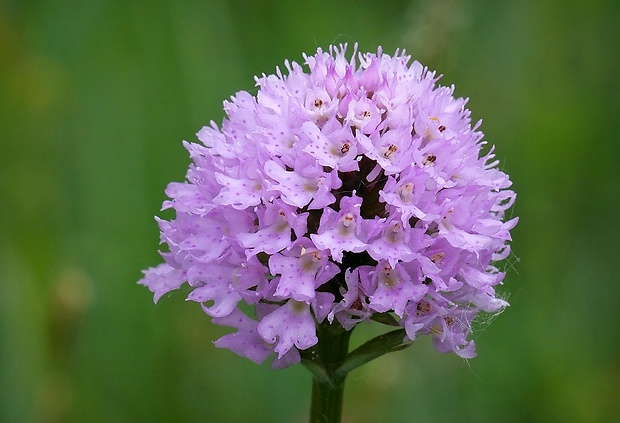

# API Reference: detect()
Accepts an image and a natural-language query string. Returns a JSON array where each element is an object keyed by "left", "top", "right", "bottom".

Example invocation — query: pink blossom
[{"left": 140, "top": 44, "right": 517, "bottom": 365}]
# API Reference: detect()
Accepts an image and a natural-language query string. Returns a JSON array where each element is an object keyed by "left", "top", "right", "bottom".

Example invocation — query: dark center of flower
[
  {"left": 340, "top": 142, "right": 351, "bottom": 155},
  {"left": 416, "top": 300, "right": 431, "bottom": 315},
  {"left": 383, "top": 144, "right": 398, "bottom": 159},
  {"left": 423, "top": 154, "right": 436, "bottom": 166}
]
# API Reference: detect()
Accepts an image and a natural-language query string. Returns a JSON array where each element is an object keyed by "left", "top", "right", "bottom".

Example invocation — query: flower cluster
[{"left": 140, "top": 44, "right": 517, "bottom": 366}]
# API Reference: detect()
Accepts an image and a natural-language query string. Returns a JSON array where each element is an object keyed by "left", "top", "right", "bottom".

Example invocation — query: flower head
[{"left": 140, "top": 44, "right": 517, "bottom": 365}]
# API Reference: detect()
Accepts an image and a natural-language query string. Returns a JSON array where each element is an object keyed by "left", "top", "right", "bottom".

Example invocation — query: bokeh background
[{"left": 1, "top": 0, "right": 619, "bottom": 422}]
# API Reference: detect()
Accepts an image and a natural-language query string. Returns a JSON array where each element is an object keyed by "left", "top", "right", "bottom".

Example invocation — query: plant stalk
[{"left": 307, "top": 323, "right": 352, "bottom": 423}]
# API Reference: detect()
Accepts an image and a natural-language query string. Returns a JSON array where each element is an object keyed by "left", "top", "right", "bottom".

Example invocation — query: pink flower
[{"left": 139, "top": 44, "right": 517, "bottom": 365}]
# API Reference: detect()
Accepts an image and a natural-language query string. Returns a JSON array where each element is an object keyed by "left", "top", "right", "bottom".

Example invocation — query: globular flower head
[{"left": 140, "top": 44, "right": 518, "bottom": 366}]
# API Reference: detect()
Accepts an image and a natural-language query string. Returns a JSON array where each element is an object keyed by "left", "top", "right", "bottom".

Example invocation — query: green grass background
[{"left": 1, "top": 0, "right": 619, "bottom": 422}]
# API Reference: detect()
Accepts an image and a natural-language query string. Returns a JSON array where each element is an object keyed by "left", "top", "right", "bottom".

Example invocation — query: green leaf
[
  {"left": 301, "top": 355, "right": 332, "bottom": 385},
  {"left": 335, "top": 329, "right": 413, "bottom": 377},
  {"left": 370, "top": 311, "right": 400, "bottom": 326}
]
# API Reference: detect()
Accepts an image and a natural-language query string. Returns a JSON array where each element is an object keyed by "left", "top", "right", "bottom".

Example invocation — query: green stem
[
  {"left": 301, "top": 321, "right": 412, "bottom": 422},
  {"left": 310, "top": 372, "right": 346, "bottom": 423},
  {"left": 304, "top": 322, "right": 352, "bottom": 423}
]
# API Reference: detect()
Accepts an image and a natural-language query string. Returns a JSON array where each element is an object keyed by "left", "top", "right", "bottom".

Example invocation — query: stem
[
  {"left": 310, "top": 373, "right": 346, "bottom": 423},
  {"left": 306, "top": 323, "right": 352, "bottom": 423}
]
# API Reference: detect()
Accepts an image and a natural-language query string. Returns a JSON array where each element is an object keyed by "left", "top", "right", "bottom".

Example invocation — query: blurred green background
[{"left": 1, "top": 0, "right": 619, "bottom": 422}]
